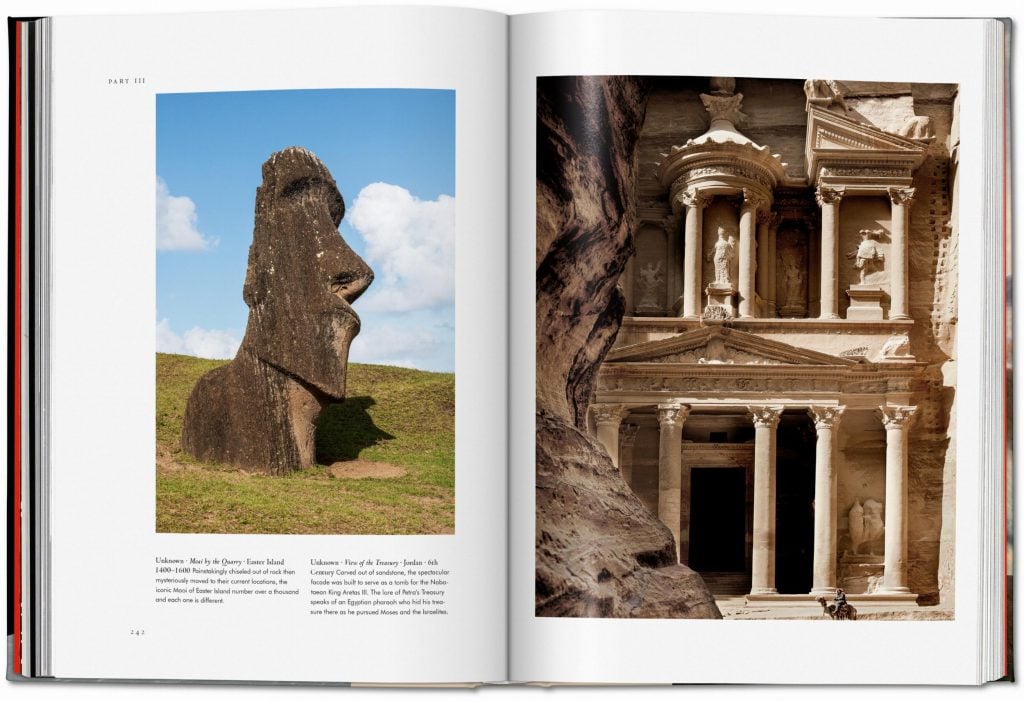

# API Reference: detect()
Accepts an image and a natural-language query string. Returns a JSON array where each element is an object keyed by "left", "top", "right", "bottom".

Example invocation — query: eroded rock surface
[
  {"left": 181, "top": 147, "right": 373, "bottom": 475},
  {"left": 535, "top": 76, "right": 720, "bottom": 618}
]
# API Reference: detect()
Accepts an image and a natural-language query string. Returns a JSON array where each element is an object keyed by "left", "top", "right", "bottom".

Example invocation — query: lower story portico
[{"left": 590, "top": 323, "right": 927, "bottom": 607}]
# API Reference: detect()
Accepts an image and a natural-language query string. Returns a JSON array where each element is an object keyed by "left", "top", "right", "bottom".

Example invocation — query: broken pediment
[
  {"left": 805, "top": 106, "right": 928, "bottom": 187},
  {"left": 605, "top": 326, "right": 857, "bottom": 367}
]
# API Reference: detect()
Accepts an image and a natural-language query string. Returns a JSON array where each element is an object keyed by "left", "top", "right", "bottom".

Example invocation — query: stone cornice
[{"left": 805, "top": 106, "right": 928, "bottom": 191}]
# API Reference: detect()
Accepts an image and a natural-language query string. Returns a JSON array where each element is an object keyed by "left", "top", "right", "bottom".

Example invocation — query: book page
[
  {"left": 509, "top": 10, "right": 993, "bottom": 684},
  {"left": 46, "top": 6, "right": 507, "bottom": 683}
]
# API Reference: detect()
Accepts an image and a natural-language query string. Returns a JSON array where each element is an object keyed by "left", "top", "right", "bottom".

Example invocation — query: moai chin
[{"left": 181, "top": 146, "right": 374, "bottom": 475}]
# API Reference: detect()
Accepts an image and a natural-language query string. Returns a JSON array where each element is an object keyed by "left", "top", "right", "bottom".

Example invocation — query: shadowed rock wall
[{"left": 535, "top": 76, "right": 720, "bottom": 618}]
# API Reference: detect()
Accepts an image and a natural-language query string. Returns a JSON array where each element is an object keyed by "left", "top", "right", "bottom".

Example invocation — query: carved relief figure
[
  {"left": 181, "top": 147, "right": 374, "bottom": 475},
  {"left": 803, "top": 79, "right": 850, "bottom": 114},
  {"left": 848, "top": 500, "right": 866, "bottom": 555},
  {"left": 706, "top": 226, "right": 737, "bottom": 286},
  {"left": 882, "top": 332, "right": 911, "bottom": 358},
  {"left": 637, "top": 260, "right": 664, "bottom": 308},
  {"left": 896, "top": 114, "right": 935, "bottom": 140},
  {"left": 783, "top": 252, "right": 804, "bottom": 306},
  {"left": 862, "top": 498, "right": 886, "bottom": 555},
  {"left": 847, "top": 228, "right": 886, "bottom": 284}
]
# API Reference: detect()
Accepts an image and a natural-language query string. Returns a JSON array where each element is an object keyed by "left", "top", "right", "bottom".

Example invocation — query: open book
[{"left": 7, "top": 6, "right": 1012, "bottom": 686}]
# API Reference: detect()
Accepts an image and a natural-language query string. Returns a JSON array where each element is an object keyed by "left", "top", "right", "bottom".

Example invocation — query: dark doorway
[
  {"left": 775, "top": 413, "right": 817, "bottom": 593},
  {"left": 689, "top": 467, "right": 747, "bottom": 572}
]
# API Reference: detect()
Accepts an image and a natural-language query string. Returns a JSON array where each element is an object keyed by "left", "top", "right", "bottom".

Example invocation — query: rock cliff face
[
  {"left": 535, "top": 76, "right": 720, "bottom": 618},
  {"left": 181, "top": 147, "right": 374, "bottom": 475}
]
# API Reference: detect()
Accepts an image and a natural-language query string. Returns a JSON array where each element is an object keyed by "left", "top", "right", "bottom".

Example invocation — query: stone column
[
  {"left": 619, "top": 422, "right": 639, "bottom": 485},
  {"left": 887, "top": 187, "right": 915, "bottom": 320},
  {"left": 657, "top": 402, "right": 690, "bottom": 560},
  {"left": 879, "top": 405, "right": 917, "bottom": 593},
  {"left": 749, "top": 405, "right": 783, "bottom": 595},
  {"left": 593, "top": 404, "right": 626, "bottom": 469},
  {"left": 767, "top": 214, "right": 779, "bottom": 317},
  {"left": 815, "top": 186, "right": 844, "bottom": 320},
  {"left": 679, "top": 190, "right": 708, "bottom": 318},
  {"left": 808, "top": 405, "right": 844, "bottom": 596},
  {"left": 756, "top": 211, "right": 772, "bottom": 317},
  {"left": 739, "top": 189, "right": 765, "bottom": 318}
]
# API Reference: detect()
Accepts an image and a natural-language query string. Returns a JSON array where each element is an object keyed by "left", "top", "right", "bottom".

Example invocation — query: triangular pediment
[
  {"left": 806, "top": 106, "right": 927, "bottom": 153},
  {"left": 605, "top": 326, "right": 857, "bottom": 367}
]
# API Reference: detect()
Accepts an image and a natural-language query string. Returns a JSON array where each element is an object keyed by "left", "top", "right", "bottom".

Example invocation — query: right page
[{"left": 509, "top": 11, "right": 1001, "bottom": 684}]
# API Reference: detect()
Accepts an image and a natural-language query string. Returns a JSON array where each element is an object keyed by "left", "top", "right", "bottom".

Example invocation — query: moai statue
[{"left": 181, "top": 147, "right": 374, "bottom": 475}]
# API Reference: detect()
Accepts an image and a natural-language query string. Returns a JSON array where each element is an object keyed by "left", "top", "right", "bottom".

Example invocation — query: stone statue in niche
[
  {"left": 862, "top": 498, "right": 886, "bottom": 555},
  {"left": 783, "top": 254, "right": 804, "bottom": 304},
  {"left": 706, "top": 226, "right": 738, "bottom": 286},
  {"left": 847, "top": 229, "right": 886, "bottom": 284},
  {"left": 636, "top": 260, "right": 664, "bottom": 310},
  {"left": 848, "top": 500, "right": 866, "bottom": 554}
]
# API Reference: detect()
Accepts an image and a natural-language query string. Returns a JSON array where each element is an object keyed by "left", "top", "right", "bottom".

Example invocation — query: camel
[{"left": 817, "top": 596, "right": 858, "bottom": 621}]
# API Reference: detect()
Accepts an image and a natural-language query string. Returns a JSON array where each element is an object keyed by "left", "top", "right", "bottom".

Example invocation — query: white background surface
[{"left": 3, "top": 0, "right": 1022, "bottom": 698}]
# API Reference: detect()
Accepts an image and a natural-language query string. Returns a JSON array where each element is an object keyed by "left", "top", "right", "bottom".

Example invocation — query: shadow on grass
[{"left": 316, "top": 396, "right": 395, "bottom": 463}]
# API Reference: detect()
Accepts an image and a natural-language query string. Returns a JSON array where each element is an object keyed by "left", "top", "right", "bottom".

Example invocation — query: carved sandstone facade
[{"left": 594, "top": 78, "right": 958, "bottom": 612}]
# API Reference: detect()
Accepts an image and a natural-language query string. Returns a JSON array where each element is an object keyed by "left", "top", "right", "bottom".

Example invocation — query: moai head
[{"left": 240, "top": 147, "right": 374, "bottom": 400}]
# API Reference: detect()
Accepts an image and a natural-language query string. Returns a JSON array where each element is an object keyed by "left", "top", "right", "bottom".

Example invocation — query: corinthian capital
[
  {"left": 749, "top": 405, "right": 784, "bottom": 429},
  {"left": 808, "top": 405, "right": 845, "bottom": 430},
  {"left": 815, "top": 185, "right": 845, "bottom": 207},
  {"left": 657, "top": 402, "right": 690, "bottom": 427},
  {"left": 887, "top": 186, "right": 916, "bottom": 207},
  {"left": 592, "top": 404, "right": 627, "bottom": 425},
  {"left": 678, "top": 188, "right": 710, "bottom": 211},
  {"left": 741, "top": 188, "right": 768, "bottom": 212},
  {"left": 878, "top": 405, "right": 917, "bottom": 429}
]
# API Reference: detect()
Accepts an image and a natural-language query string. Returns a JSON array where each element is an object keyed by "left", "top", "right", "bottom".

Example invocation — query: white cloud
[
  {"left": 156, "top": 318, "right": 240, "bottom": 359},
  {"left": 348, "top": 325, "right": 438, "bottom": 368},
  {"left": 348, "top": 183, "right": 454, "bottom": 313},
  {"left": 156, "top": 177, "right": 214, "bottom": 251}
]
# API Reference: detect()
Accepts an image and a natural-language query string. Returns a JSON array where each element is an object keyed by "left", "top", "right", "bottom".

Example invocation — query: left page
[{"left": 45, "top": 6, "right": 507, "bottom": 683}]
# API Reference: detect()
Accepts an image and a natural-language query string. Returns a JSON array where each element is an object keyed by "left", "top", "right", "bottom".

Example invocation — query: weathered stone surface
[
  {"left": 181, "top": 147, "right": 373, "bottom": 475},
  {"left": 536, "top": 76, "right": 720, "bottom": 618}
]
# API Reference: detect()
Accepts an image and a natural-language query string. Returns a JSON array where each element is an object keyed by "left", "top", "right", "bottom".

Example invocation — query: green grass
[{"left": 155, "top": 353, "right": 455, "bottom": 535}]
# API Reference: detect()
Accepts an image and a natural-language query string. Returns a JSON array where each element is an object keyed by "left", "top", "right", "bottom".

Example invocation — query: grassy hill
[{"left": 155, "top": 353, "right": 455, "bottom": 535}]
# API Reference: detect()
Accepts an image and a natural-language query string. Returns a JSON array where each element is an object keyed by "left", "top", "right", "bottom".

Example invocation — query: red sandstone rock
[{"left": 535, "top": 76, "right": 720, "bottom": 618}]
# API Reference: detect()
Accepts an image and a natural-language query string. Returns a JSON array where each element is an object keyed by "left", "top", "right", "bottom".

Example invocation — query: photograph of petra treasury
[{"left": 536, "top": 76, "right": 957, "bottom": 620}]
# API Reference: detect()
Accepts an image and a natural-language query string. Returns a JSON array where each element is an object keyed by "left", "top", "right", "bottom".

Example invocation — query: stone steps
[{"left": 699, "top": 571, "right": 751, "bottom": 595}]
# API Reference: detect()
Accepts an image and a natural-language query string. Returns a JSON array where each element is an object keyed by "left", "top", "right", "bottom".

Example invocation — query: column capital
[
  {"left": 592, "top": 403, "right": 627, "bottom": 425},
  {"left": 678, "top": 188, "right": 711, "bottom": 211},
  {"left": 887, "top": 186, "right": 916, "bottom": 207},
  {"left": 749, "top": 405, "right": 784, "bottom": 429},
  {"left": 657, "top": 402, "right": 690, "bottom": 427},
  {"left": 815, "top": 185, "right": 845, "bottom": 207},
  {"left": 619, "top": 422, "right": 639, "bottom": 447},
  {"left": 757, "top": 209, "right": 781, "bottom": 227},
  {"left": 741, "top": 187, "right": 769, "bottom": 212},
  {"left": 808, "top": 405, "right": 845, "bottom": 430},
  {"left": 878, "top": 405, "right": 918, "bottom": 429}
]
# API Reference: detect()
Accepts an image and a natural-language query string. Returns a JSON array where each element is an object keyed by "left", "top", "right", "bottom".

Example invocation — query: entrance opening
[
  {"left": 775, "top": 412, "right": 816, "bottom": 593},
  {"left": 688, "top": 467, "right": 747, "bottom": 572}
]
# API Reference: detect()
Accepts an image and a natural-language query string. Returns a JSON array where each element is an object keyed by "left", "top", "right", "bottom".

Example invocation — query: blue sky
[{"left": 156, "top": 88, "right": 455, "bottom": 372}]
